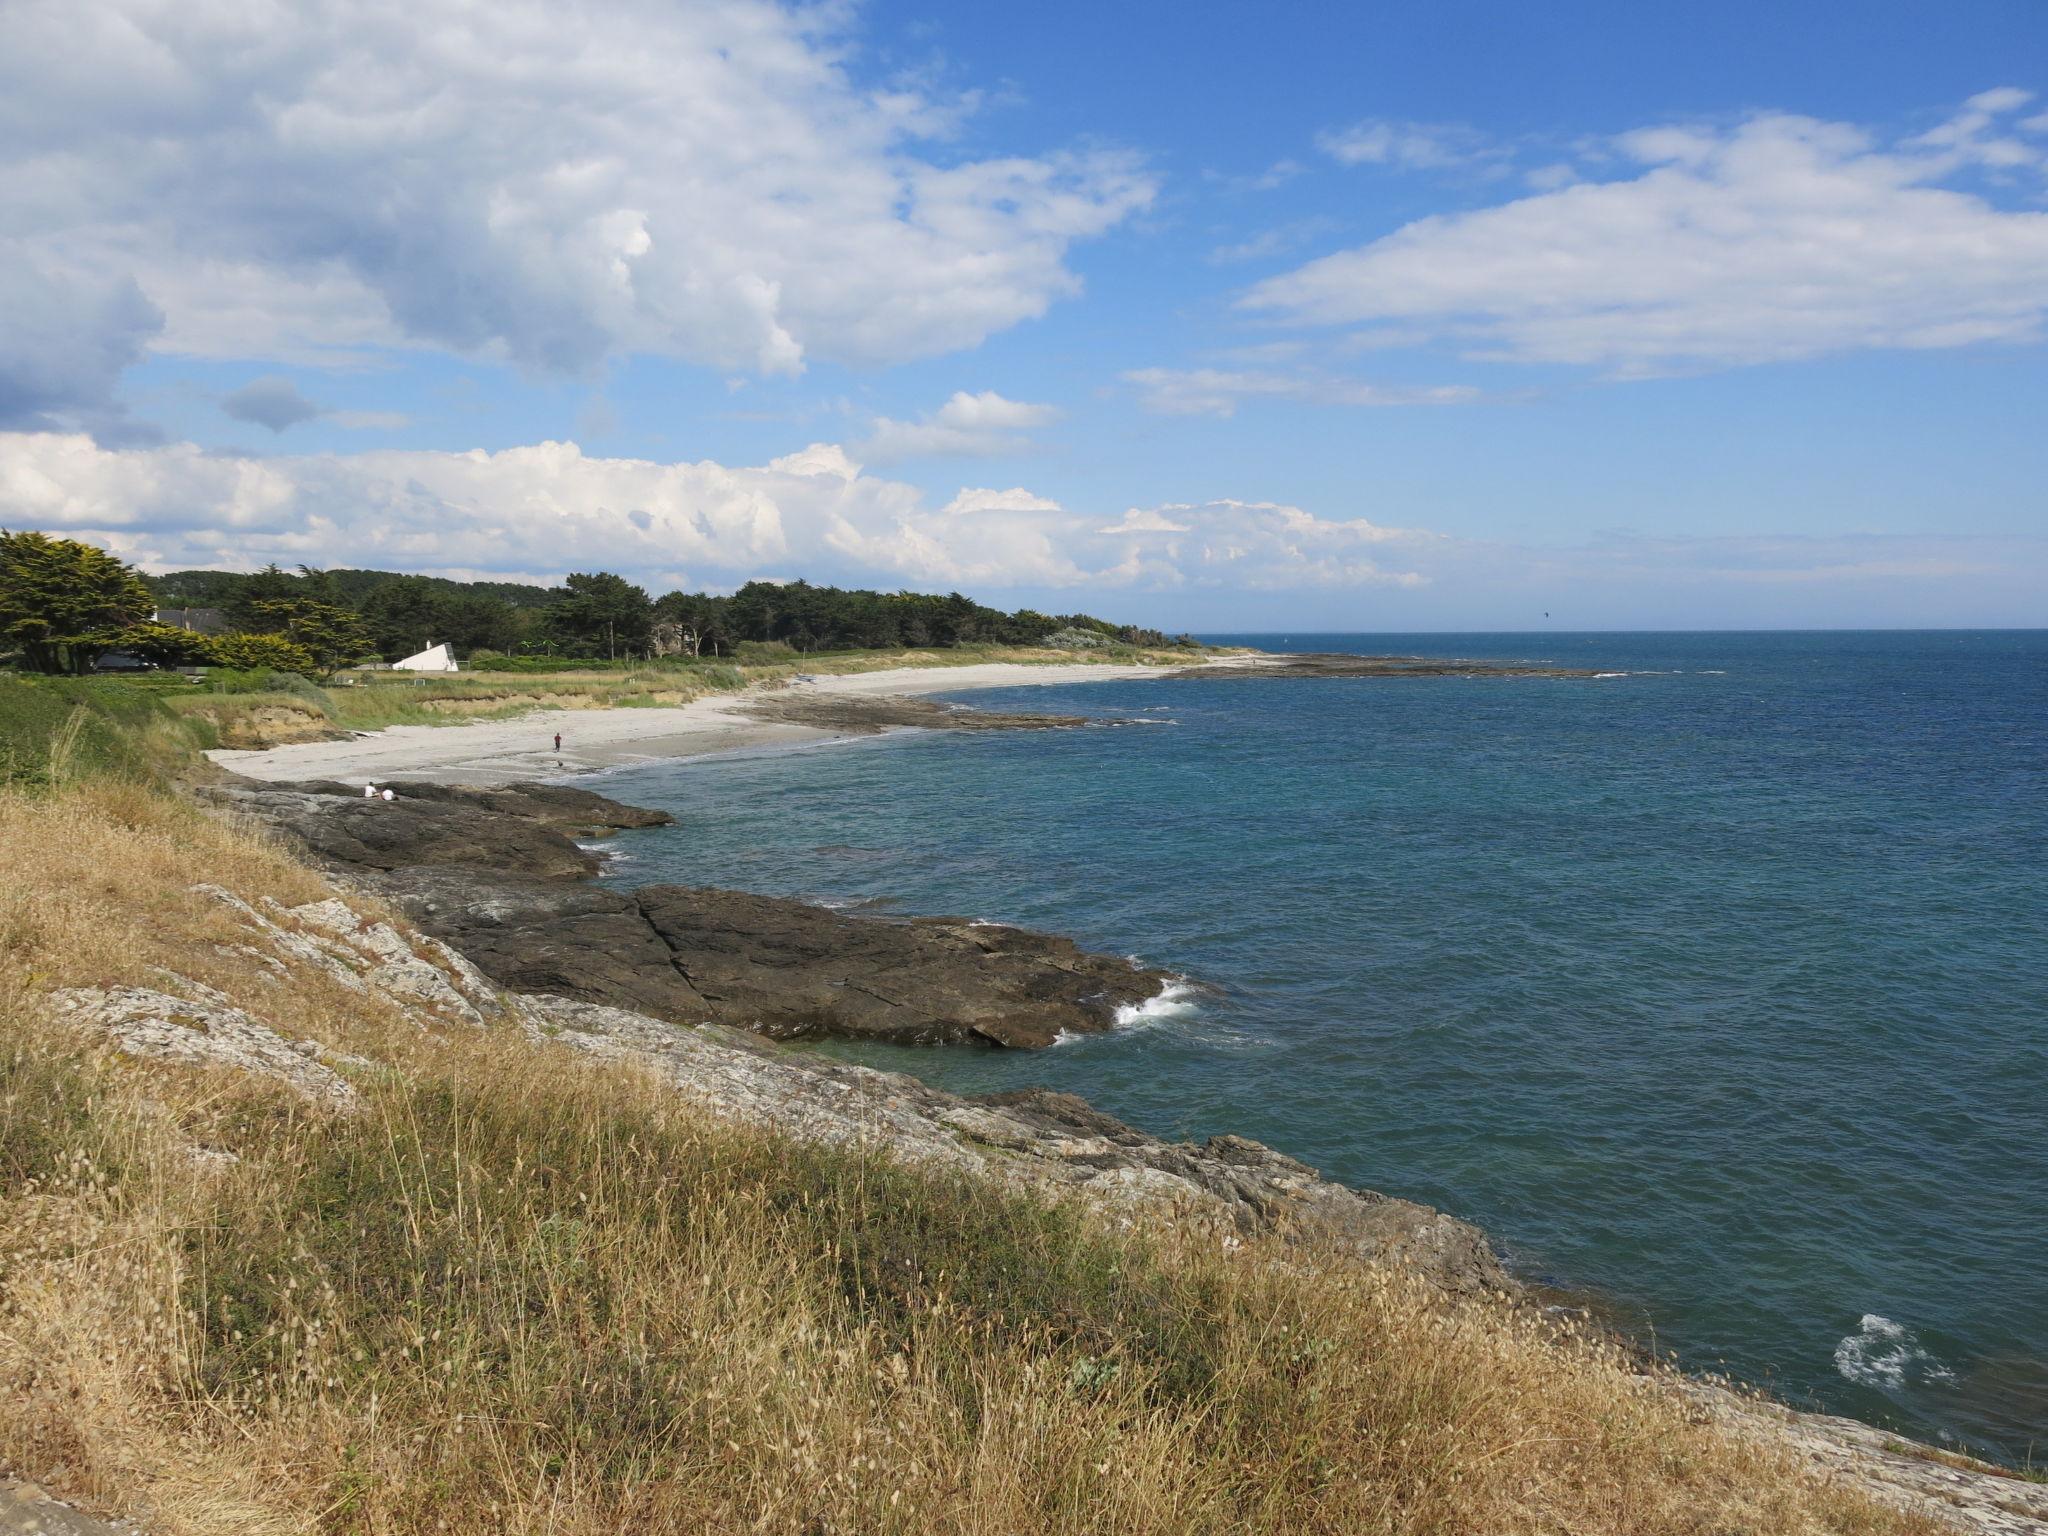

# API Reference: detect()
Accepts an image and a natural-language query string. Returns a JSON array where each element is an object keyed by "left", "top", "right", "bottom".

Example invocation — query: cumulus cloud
[
  {"left": 0, "top": 430, "right": 1442, "bottom": 594},
  {"left": 860, "top": 391, "right": 1060, "bottom": 462},
  {"left": 5, "top": 430, "right": 2039, "bottom": 621},
  {"left": 0, "top": 0, "right": 1154, "bottom": 425},
  {"left": 1123, "top": 367, "right": 1479, "bottom": 417},
  {"left": 1248, "top": 92, "right": 2048, "bottom": 374}
]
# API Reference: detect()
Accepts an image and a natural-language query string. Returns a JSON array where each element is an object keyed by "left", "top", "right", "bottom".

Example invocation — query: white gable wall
[{"left": 392, "top": 643, "right": 458, "bottom": 672}]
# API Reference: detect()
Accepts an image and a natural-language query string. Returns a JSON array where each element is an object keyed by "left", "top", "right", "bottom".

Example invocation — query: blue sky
[{"left": 2, "top": 0, "right": 2043, "bottom": 628}]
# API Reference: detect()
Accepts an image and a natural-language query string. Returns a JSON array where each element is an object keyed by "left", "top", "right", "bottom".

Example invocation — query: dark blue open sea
[{"left": 591, "top": 631, "right": 2048, "bottom": 1461}]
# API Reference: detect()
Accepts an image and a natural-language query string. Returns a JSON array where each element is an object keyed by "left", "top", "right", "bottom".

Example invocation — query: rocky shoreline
[
  {"left": 184, "top": 773, "right": 2048, "bottom": 1533},
  {"left": 181, "top": 774, "right": 1508, "bottom": 1298},
  {"left": 206, "top": 777, "right": 1174, "bottom": 1049}
]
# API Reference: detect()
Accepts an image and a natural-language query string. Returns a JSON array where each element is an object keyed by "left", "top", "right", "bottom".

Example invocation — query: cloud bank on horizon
[{"left": 0, "top": 0, "right": 2042, "bottom": 625}]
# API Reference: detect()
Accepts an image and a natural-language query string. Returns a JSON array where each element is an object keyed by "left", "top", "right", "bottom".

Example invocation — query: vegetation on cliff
[{"left": 0, "top": 691, "right": 1940, "bottom": 1534}]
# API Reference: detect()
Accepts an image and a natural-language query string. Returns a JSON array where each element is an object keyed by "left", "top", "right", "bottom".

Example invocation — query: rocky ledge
[
  {"left": 210, "top": 777, "right": 1171, "bottom": 1048},
  {"left": 738, "top": 690, "right": 1110, "bottom": 733},
  {"left": 1181, "top": 651, "right": 1598, "bottom": 680}
]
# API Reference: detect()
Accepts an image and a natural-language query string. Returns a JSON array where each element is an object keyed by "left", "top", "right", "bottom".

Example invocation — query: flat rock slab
[
  {"left": 202, "top": 779, "right": 669, "bottom": 882},
  {"left": 381, "top": 867, "right": 1170, "bottom": 1048}
]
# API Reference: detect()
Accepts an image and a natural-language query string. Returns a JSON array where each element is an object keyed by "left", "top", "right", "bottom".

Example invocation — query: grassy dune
[{"left": 0, "top": 698, "right": 1935, "bottom": 1533}]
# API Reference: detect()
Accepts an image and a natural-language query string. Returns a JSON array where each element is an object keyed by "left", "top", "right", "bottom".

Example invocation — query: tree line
[{"left": 2, "top": 532, "right": 1191, "bottom": 676}]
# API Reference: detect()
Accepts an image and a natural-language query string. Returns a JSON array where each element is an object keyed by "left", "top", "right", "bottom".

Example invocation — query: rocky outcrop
[
  {"left": 1178, "top": 652, "right": 1598, "bottom": 680},
  {"left": 53, "top": 883, "right": 1500, "bottom": 1297},
  {"left": 1675, "top": 1380, "right": 2048, "bottom": 1535},
  {"left": 379, "top": 866, "right": 1170, "bottom": 1047},
  {"left": 203, "top": 782, "right": 630, "bottom": 876},
  {"left": 211, "top": 777, "right": 1172, "bottom": 1048},
  {"left": 739, "top": 691, "right": 1106, "bottom": 733},
  {"left": 516, "top": 993, "right": 1511, "bottom": 1295},
  {"left": 47, "top": 985, "right": 359, "bottom": 1107}
]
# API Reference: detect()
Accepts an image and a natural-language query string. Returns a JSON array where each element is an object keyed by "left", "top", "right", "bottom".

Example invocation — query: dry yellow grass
[{"left": 0, "top": 774, "right": 1939, "bottom": 1535}]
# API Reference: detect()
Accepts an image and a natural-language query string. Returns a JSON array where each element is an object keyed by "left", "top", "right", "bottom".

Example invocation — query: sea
[{"left": 588, "top": 631, "right": 2048, "bottom": 1463}]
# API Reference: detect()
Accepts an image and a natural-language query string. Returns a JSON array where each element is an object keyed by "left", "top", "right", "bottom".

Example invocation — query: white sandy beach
[{"left": 208, "top": 660, "right": 1201, "bottom": 787}]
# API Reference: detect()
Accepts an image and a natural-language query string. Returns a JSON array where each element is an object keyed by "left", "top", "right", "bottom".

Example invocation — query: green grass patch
[{"left": 0, "top": 674, "right": 203, "bottom": 788}]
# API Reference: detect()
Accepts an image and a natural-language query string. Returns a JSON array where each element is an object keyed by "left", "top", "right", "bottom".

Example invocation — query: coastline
[
  {"left": 209, "top": 658, "right": 1203, "bottom": 786},
  {"left": 178, "top": 770, "right": 2048, "bottom": 1531}
]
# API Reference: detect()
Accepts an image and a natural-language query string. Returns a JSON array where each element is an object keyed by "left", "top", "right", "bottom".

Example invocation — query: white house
[{"left": 392, "top": 642, "right": 458, "bottom": 673}]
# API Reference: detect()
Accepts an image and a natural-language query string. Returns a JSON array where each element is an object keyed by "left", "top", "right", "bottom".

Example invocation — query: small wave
[
  {"left": 1113, "top": 978, "right": 1202, "bottom": 1029},
  {"left": 808, "top": 893, "right": 902, "bottom": 912},
  {"left": 1120, "top": 716, "right": 1180, "bottom": 725},
  {"left": 1834, "top": 1314, "right": 1955, "bottom": 1391},
  {"left": 1593, "top": 672, "right": 1628, "bottom": 679}
]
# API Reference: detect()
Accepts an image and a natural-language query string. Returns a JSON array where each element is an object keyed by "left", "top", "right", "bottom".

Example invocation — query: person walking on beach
[{"left": 553, "top": 731, "right": 562, "bottom": 752}]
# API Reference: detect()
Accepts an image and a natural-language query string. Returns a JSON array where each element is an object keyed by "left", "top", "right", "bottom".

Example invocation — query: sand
[{"left": 208, "top": 661, "right": 1198, "bottom": 787}]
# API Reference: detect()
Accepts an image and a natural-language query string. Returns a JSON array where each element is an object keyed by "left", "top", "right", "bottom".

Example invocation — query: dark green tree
[
  {"left": 113, "top": 621, "right": 218, "bottom": 668},
  {"left": 210, "top": 632, "right": 318, "bottom": 675},
  {"left": 244, "top": 598, "right": 376, "bottom": 674},
  {"left": 546, "top": 572, "right": 652, "bottom": 659},
  {"left": 222, "top": 564, "right": 310, "bottom": 630},
  {"left": 0, "top": 531, "right": 157, "bottom": 674}
]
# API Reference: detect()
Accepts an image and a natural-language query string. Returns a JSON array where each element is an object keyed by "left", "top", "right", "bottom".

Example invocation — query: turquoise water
[{"left": 590, "top": 632, "right": 2048, "bottom": 1461}]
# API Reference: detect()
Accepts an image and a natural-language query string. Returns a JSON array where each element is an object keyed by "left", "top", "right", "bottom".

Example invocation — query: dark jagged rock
[
  {"left": 1177, "top": 652, "right": 1598, "bottom": 680},
  {"left": 377, "top": 867, "right": 1168, "bottom": 1048}
]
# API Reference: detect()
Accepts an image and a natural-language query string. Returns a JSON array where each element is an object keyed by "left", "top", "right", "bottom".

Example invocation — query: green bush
[{"left": 209, "top": 632, "right": 318, "bottom": 676}]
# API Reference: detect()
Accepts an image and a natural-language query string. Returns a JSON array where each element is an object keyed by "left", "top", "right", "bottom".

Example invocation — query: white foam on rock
[{"left": 1113, "top": 978, "right": 1201, "bottom": 1029}]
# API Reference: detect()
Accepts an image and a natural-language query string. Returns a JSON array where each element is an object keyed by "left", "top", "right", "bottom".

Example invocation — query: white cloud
[
  {"left": 941, "top": 487, "right": 1065, "bottom": 516},
  {"left": 6, "top": 430, "right": 2040, "bottom": 622},
  {"left": 0, "top": 430, "right": 1443, "bottom": 594},
  {"left": 1249, "top": 94, "right": 2048, "bottom": 375},
  {"left": 860, "top": 391, "right": 1060, "bottom": 462},
  {"left": 1123, "top": 367, "right": 1479, "bottom": 417},
  {"left": 1315, "top": 120, "right": 1508, "bottom": 173},
  {"left": 0, "top": 0, "right": 1154, "bottom": 426}
]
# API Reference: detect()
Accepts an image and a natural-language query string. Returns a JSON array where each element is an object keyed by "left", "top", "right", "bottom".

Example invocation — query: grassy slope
[
  {"left": 160, "top": 643, "right": 1208, "bottom": 748},
  {"left": 0, "top": 696, "right": 1932, "bottom": 1534}
]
